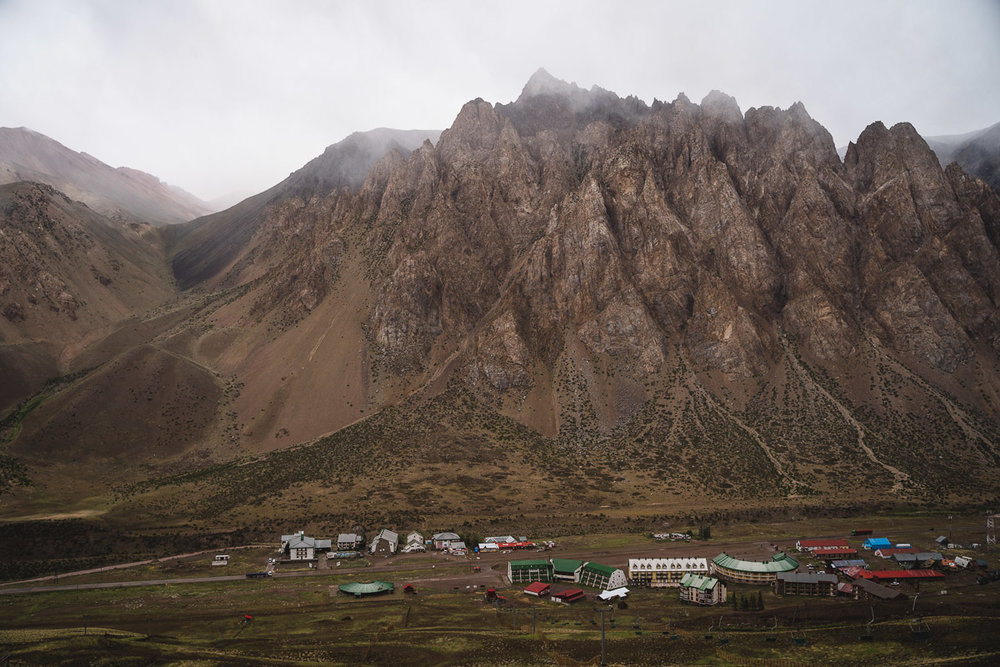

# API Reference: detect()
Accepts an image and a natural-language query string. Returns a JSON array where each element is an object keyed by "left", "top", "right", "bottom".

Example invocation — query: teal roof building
[{"left": 711, "top": 551, "right": 799, "bottom": 584}]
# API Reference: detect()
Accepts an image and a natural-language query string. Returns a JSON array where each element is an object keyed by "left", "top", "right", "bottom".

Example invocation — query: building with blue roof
[{"left": 863, "top": 537, "right": 892, "bottom": 550}]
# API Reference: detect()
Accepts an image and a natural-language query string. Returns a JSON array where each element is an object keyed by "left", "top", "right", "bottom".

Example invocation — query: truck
[
  {"left": 851, "top": 529, "right": 873, "bottom": 536},
  {"left": 245, "top": 571, "right": 273, "bottom": 579}
]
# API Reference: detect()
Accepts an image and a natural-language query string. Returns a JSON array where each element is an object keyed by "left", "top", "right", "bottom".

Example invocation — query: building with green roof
[
  {"left": 711, "top": 552, "right": 799, "bottom": 584},
  {"left": 508, "top": 559, "right": 553, "bottom": 584},
  {"left": 578, "top": 562, "right": 628, "bottom": 590},
  {"left": 337, "top": 581, "right": 394, "bottom": 597},
  {"left": 551, "top": 558, "right": 585, "bottom": 582},
  {"left": 678, "top": 573, "right": 726, "bottom": 605}
]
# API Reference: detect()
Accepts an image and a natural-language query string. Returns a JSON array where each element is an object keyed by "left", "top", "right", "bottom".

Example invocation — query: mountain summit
[{"left": 517, "top": 67, "right": 587, "bottom": 100}]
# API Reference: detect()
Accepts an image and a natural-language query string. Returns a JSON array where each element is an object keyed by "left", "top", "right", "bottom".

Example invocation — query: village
[
  {"left": 5, "top": 513, "right": 999, "bottom": 664},
  {"left": 230, "top": 524, "right": 1000, "bottom": 613}
]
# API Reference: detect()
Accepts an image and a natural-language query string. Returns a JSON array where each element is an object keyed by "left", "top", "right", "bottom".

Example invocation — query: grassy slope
[{"left": 5, "top": 333, "right": 999, "bottom": 533}]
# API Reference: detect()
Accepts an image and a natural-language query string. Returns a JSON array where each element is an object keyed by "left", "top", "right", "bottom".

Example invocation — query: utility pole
[
  {"left": 987, "top": 512, "right": 997, "bottom": 546},
  {"left": 532, "top": 608, "right": 536, "bottom": 635},
  {"left": 600, "top": 609, "right": 607, "bottom": 667}
]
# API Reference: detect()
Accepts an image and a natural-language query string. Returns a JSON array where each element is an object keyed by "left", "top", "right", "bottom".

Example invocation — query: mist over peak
[{"left": 517, "top": 68, "right": 585, "bottom": 101}]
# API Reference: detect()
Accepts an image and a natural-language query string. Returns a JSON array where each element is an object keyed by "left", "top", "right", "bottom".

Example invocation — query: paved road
[
  {"left": 0, "top": 569, "right": 337, "bottom": 596},
  {"left": 0, "top": 544, "right": 273, "bottom": 588},
  {"left": 0, "top": 574, "right": 248, "bottom": 595}
]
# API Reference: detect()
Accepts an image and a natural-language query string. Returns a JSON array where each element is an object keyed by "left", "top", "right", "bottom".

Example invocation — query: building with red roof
[
  {"left": 796, "top": 539, "right": 849, "bottom": 552},
  {"left": 496, "top": 541, "right": 535, "bottom": 550},
  {"left": 866, "top": 569, "right": 944, "bottom": 581},
  {"left": 523, "top": 582, "right": 551, "bottom": 596},
  {"left": 813, "top": 547, "right": 858, "bottom": 559},
  {"left": 553, "top": 588, "right": 586, "bottom": 603},
  {"left": 840, "top": 566, "right": 869, "bottom": 580}
]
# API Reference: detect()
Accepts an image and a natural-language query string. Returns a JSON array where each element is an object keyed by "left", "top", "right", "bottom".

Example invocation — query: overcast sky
[{"left": 2, "top": 0, "right": 998, "bottom": 203}]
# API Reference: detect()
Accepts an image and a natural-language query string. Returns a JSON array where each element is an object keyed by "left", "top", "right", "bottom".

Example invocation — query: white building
[
  {"left": 597, "top": 587, "right": 629, "bottom": 601},
  {"left": 678, "top": 573, "right": 726, "bottom": 606},
  {"left": 401, "top": 532, "right": 426, "bottom": 553},
  {"left": 432, "top": 532, "right": 462, "bottom": 550},
  {"left": 337, "top": 533, "right": 364, "bottom": 550},
  {"left": 281, "top": 531, "right": 332, "bottom": 560},
  {"left": 579, "top": 562, "right": 629, "bottom": 591},
  {"left": 628, "top": 557, "right": 709, "bottom": 587}
]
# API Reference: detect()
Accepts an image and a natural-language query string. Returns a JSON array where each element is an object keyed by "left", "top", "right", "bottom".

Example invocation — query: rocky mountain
[
  {"left": 2, "top": 71, "right": 999, "bottom": 525},
  {"left": 165, "top": 127, "right": 440, "bottom": 289},
  {"left": 926, "top": 122, "right": 1000, "bottom": 194},
  {"left": 0, "top": 181, "right": 176, "bottom": 411},
  {"left": 0, "top": 127, "right": 213, "bottom": 226}
]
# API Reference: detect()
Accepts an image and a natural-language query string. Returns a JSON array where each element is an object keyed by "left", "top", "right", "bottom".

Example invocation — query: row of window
[{"left": 630, "top": 562, "right": 705, "bottom": 570}]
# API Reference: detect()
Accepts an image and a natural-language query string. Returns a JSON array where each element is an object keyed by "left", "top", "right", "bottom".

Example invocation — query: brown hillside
[
  {"left": 0, "top": 182, "right": 177, "bottom": 411},
  {"left": 0, "top": 127, "right": 212, "bottom": 226}
]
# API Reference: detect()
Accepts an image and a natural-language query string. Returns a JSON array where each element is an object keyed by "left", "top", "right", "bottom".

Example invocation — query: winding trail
[
  {"left": 782, "top": 341, "right": 910, "bottom": 493},
  {"left": 677, "top": 351, "right": 806, "bottom": 492},
  {"left": 875, "top": 348, "right": 994, "bottom": 450},
  {"left": 696, "top": 384, "right": 807, "bottom": 492}
]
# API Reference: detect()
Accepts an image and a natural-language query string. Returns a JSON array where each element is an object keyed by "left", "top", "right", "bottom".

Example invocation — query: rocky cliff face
[
  {"left": 121, "top": 70, "right": 997, "bottom": 505},
  {"left": 4, "top": 72, "right": 1000, "bottom": 514},
  {"left": 342, "top": 74, "right": 999, "bottom": 387}
]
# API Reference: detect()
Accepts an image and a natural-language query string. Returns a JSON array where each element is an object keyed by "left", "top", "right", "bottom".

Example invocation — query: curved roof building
[
  {"left": 711, "top": 552, "right": 799, "bottom": 584},
  {"left": 338, "top": 581, "right": 394, "bottom": 597}
]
